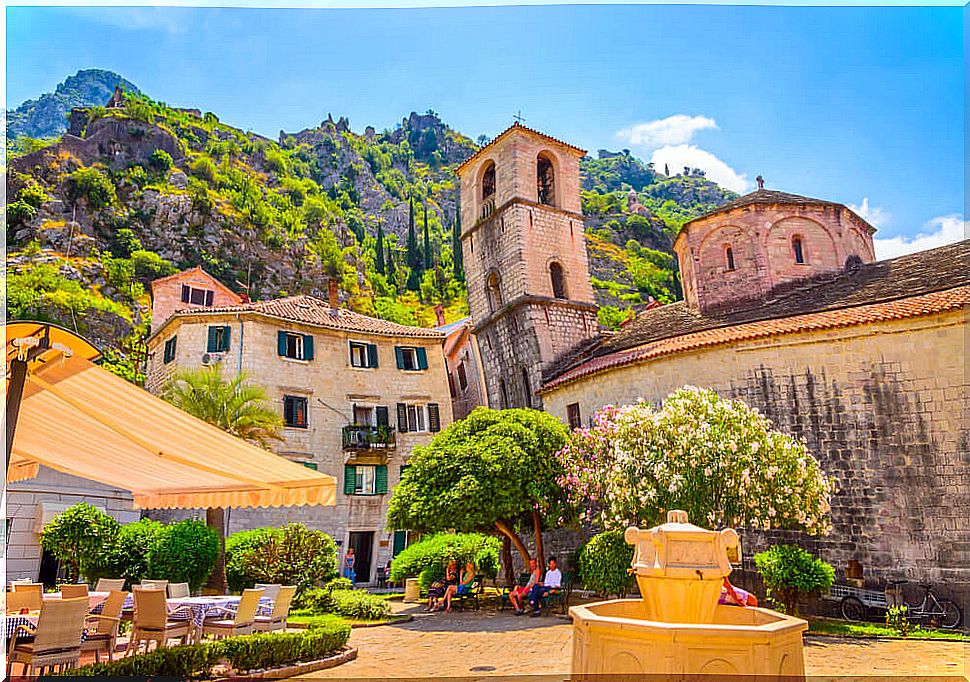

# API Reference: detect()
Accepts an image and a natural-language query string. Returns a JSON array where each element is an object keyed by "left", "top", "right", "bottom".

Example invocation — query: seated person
[
  {"left": 509, "top": 559, "right": 541, "bottom": 616},
  {"left": 529, "top": 556, "right": 562, "bottom": 616},
  {"left": 719, "top": 577, "right": 758, "bottom": 607},
  {"left": 427, "top": 560, "right": 458, "bottom": 612},
  {"left": 444, "top": 561, "right": 476, "bottom": 612}
]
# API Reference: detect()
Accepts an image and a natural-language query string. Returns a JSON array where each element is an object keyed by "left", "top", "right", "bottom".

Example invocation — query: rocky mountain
[
  {"left": 6, "top": 71, "right": 735, "bottom": 382},
  {"left": 6, "top": 69, "right": 140, "bottom": 140}
]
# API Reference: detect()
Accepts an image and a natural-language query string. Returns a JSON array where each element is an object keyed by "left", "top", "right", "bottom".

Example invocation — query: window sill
[
  {"left": 280, "top": 356, "right": 311, "bottom": 364},
  {"left": 284, "top": 425, "right": 309, "bottom": 430},
  {"left": 399, "top": 369, "right": 427, "bottom": 373},
  {"left": 350, "top": 365, "right": 377, "bottom": 371}
]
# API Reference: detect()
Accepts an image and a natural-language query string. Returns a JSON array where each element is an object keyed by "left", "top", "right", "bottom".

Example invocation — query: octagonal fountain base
[{"left": 570, "top": 598, "right": 808, "bottom": 678}]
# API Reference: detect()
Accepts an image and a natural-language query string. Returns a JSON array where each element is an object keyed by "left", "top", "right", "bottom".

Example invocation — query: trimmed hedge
[
  {"left": 60, "top": 620, "right": 350, "bottom": 676},
  {"left": 330, "top": 589, "right": 391, "bottom": 621},
  {"left": 389, "top": 533, "right": 500, "bottom": 591},
  {"left": 578, "top": 530, "right": 637, "bottom": 598}
]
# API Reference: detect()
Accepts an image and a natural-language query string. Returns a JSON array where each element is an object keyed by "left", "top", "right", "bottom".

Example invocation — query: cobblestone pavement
[{"left": 300, "top": 604, "right": 969, "bottom": 680}]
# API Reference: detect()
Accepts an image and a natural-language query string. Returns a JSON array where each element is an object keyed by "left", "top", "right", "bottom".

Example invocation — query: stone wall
[{"left": 542, "top": 309, "right": 969, "bottom": 610}]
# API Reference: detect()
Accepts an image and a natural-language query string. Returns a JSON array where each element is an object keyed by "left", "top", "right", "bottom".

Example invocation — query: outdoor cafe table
[
  {"left": 116, "top": 594, "right": 273, "bottom": 641},
  {"left": 43, "top": 590, "right": 110, "bottom": 611}
]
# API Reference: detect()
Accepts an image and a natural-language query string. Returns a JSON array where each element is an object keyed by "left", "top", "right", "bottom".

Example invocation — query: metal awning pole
[{"left": 6, "top": 325, "right": 51, "bottom": 471}]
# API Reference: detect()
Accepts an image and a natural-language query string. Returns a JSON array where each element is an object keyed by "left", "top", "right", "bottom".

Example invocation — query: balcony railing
[{"left": 342, "top": 425, "right": 396, "bottom": 451}]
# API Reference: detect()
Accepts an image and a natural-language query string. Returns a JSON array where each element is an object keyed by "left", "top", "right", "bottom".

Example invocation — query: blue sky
[{"left": 6, "top": 3, "right": 965, "bottom": 256}]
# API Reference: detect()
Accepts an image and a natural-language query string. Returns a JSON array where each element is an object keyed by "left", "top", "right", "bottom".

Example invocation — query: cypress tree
[
  {"left": 386, "top": 245, "right": 396, "bottom": 281},
  {"left": 375, "top": 225, "right": 385, "bottom": 275},
  {"left": 405, "top": 197, "right": 420, "bottom": 290},
  {"left": 423, "top": 203, "right": 432, "bottom": 271},
  {"left": 452, "top": 205, "right": 464, "bottom": 281}
]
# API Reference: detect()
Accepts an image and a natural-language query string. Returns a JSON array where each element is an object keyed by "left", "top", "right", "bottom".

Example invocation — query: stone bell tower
[{"left": 455, "top": 123, "right": 599, "bottom": 409}]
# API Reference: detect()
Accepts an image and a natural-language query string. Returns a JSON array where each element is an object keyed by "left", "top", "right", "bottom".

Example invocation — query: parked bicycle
[{"left": 839, "top": 579, "right": 962, "bottom": 630}]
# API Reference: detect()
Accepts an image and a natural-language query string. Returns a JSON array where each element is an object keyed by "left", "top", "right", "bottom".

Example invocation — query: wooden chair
[
  {"left": 200, "top": 588, "right": 263, "bottom": 639},
  {"left": 129, "top": 588, "right": 190, "bottom": 653},
  {"left": 254, "top": 583, "right": 282, "bottom": 602},
  {"left": 81, "top": 590, "right": 127, "bottom": 662},
  {"left": 60, "top": 583, "right": 89, "bottom": 599},
  {"left": 6, "top": 596, "right": 89, "bottom": 676},
  {"left": 167, "top": 582, "right": 190, "bottom": 599},
  {"left": 95, "top": 578, "right": 126, "bottom": 592},
  {"left": 254, "top": 585, "right": 296, "bottom": 632},
  {"left": 140, "top": 579, "right": 169, "bottom": 592},
  {"left": 6, "top": 589, "right": 41, "bottom": 613}
]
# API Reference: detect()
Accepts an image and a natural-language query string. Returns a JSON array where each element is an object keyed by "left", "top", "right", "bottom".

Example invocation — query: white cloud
[
  {"left": 617, "top": 114, "right": 718, "bottom": 148},
  {"left": 848, "top": 197, "right": 890, "bottom": 228},
  {"left": 67, "top": 7, "right": 188, "bottom": 34},
  {"left": 873, "top": 214, "right": 967, "bottom": 260},
  {"left": 650, "top": 144, "right": 751, "bottom": 194}
]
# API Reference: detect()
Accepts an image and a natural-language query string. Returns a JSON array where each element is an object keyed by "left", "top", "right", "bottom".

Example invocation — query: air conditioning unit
[{"left": 201, "top": 353, "right": 224, "bottom": 366}]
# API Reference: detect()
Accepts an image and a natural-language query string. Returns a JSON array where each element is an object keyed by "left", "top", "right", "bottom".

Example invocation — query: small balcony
[{"left": 342, "top": 425, "right": 396, "bottom": 452}]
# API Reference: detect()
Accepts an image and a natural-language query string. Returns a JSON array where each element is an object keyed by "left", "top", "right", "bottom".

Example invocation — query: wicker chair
[
  {"left": 6, "top": 589, "right": 41, "bottom": 613},
  {"left": 254, "top": 585, "right": 296, "bottom": 632},
  {"left": 60, "top": 584, "right": 89, "bottom": 599},
  {"left": 140, "top": 579, "right": 169, "bottom": 592},
  {"left": 129, "top": 588, "right": 190, "bottom": 653},
  {"left": 80, "top": 590, "right": 128, "bottom": 663},
  {"left": 200, "top": 588, "right": 263, "bottom": 639},
  {"left": 6, "top": 596, "right": 89, "bottom": 676},
  {"left": 94, "top": 578, "right": 126, "bottom": 592},
  {"left": 254, "top": 583, "right": 282, "bottom": 602},
  {"left": 167, "top": 582, "right": 190, "bottom": 599}
]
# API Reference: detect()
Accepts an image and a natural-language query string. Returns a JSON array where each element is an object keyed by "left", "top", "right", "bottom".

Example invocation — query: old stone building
[
  {"left": 535, "top": 183, "right": 969, "bottom": 609},
  {"left": 456, "top": 123, "right": 600, "bottom": 410},
  {"left": 149, "top": 267, "right": 244, "bottom": 333},
  {"left": 146, "top": 276, "right": 453, "bottom": 582},
  {"left": 436, "top": 315, "right": 487, "bottom": 421}
]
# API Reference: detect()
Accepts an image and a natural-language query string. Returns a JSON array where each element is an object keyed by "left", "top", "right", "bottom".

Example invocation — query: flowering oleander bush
[{"left": 557, "top": 386, "right": 834, "bottom": 534}]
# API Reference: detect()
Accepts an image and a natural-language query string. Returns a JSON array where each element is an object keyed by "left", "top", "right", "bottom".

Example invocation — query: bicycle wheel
[
  {"left": 937, "top": 600, "right": 962, "bottom": 629},
  {"left": 840, "top": 596, "right": 867, "bottom": 622}
]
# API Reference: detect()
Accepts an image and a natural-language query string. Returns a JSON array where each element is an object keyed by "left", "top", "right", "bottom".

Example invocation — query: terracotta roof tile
[
  {"left": 171, "top": 295, "right": 444, "bottom": 339},
  {"left": 681, "top": 188, "right": 870, "bottom": 232},
  {"left": 540, "top": 285, "right": 970, "bottom": 393},
  {"left": 455, "top": 122, "right": 586, "bottom": 174}
]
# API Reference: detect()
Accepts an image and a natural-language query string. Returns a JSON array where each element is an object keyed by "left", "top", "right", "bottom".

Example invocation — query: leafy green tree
[
  {"left": 375, "top": 225, "right": 386, "bottom": 275},
  {"left": 754, "top": 545, "right": 835, "bottom": 616},
  {"left": 147, "top": 519, "right": 220, "bottom": 592},
  {"left": 578, "top": 530, "right": 637, "bottom": 598},
  {"left": 161, "top": 365, "right": 283, "bottom": 592},
  {"left": 106, "top": 518, "right": 164, "bottom": 587},
  {"left": 66, "top": 167, "right": 116, "bottom": 209},
  {"left": 388, "top": 533, "right": 501, "bottom": 590},
  {"left": 148, "top": 149, "right": 174, "bottom": 172},
  {"left": 235, "top": 524, "right": 338, "bottom": 595},
  {"left": 40, "top": 503, "right": 121, "bottom": 583},
  {"left": 225, "top": 528, "right": 277, "bottom": 592},
  {"left": 387, "top": 407, "right": 571, "bottom": 567}
]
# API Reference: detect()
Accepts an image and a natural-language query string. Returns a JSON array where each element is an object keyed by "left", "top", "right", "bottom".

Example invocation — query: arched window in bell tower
[
  {"left": 485, "top": 271, "right": 503, "bottom": 313},
  {"left": 536, "top": 153, "right": 556, "bottom": 206},
  {"left": 481, "top": 161, "right": 496, "bottom": 201},
  {"left": 549, "top": 262, "right": 567, "bottom": 299}
]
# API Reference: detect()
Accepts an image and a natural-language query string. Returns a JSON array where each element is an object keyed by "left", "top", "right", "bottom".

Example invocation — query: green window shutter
[
  {"left": 277, "top": 331, "right": 287, "bottom": 356},
  {"left": 375, "top": 465, "right": 388, "bottom": 494},
  {"left": 302, "top": 461, "right": 318, "bottom": 471},
  {"left": 344, "top": 465, "right": 357, "bottom": 495},
  {"left": 428, "top": 403, "right": 441, "bottom": 432},
  {"left": 396, "top": 403, "right": 408, "bottom": 433},
  {"left": 376, "top": 406, "right": 389, "bottom": 427},
  {"left": 207, "top": 326, "right": 219, "bottom": 353},
  {"left": 220, "top": 326, "right": 231, "bottom": 352},
  {"left": 416, "top": 347, "right": 428, "bottom": 370},
  {"left": 394, "top": 346, "right": 405, "bottom": 369},
  {"left": 367, "top": 343, "right": 379, "bottom": 368},
  {"left": 303, "top": 334, "right": 314, "bottom": 361},
  {"left": 393, "top": 530, "right": 408, "bottom": 557}
]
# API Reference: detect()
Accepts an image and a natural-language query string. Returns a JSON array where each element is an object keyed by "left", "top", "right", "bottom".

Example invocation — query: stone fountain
[{"left": 569, "top": 510, "right": 807, "bottom": 678}]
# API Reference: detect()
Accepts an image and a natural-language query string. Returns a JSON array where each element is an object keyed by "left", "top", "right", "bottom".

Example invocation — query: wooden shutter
[
  {"left": 220, "top": 326, "right": 231, "bottom": 352},
  {"left": 205, "top": 289, "right": 214, "bottom": 306},
  {"left": 416, "top": 347, "right": 428, "bottom": 370},
  {"left": 277, "top": 331, "right": 287, "bottom": 356},
  {"left": 393, "top": 530, "right": 408, "bottom": 556},
  {"left": 428, "top": 403, "right": 441, "bottom": 432},
  {"left": 375, "top": 465, "right": 388, "bottom": 494},
  {"left": 395, "top": 347, "right": 405, "bottom": 369},
  {"left": 396, "top": 403, "right": 408, "bottom": 433},
  {"left": 344, "top": 465, "right": 357, "bottom": 495},
  {"left": 367, "top": 343, "right": 379, "bottom": 368},
  {"left": 376, "top": 406, "right": 389, "bottom": 427},
  {"left": 181, "top": 284, "right": 190, "bottom": 303},
  {"left": 207, "top": 326, "right": 219, "bottom": 353},
  {"left": 303, "top": 334, "right": 314, "bottom": 361}
]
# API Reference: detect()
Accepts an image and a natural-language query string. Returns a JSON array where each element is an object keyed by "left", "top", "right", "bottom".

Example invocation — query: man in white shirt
[{"left": 529, "top": 556, "right": 562, "bottom": 616}]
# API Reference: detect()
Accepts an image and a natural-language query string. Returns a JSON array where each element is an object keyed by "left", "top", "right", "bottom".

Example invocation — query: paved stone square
[{"left": 301, "top": 604, "right": 969, "bottom": 680}]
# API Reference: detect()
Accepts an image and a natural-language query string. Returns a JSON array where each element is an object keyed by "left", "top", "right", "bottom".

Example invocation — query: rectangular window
[
  {"left": 448, "top": 373, "right": 457, "bottom": 398},
  {"left": 457, "top": 362, "right": 468, "bottom": 390},
  {"left": 344, "top": 464, "right": 389, "bottom": 496},
  {"left": 207, "top": 325, "right": 231, "bottom": 353},
  {"left": 163, "top": 336, "right": 178, "bottom": 364},
  {"left": 277, "top": 331, "right": 314, "bottom": 361},
  {"left": 353, "top": 405, "right": 375, "bottom": 426},
  {"left": 283, "top": 395, "right": 308, "bottom": 428},
  {"left": 567, "top": 403, "right": 582, "bottom": 430},
  {"left": 406, "top": 405, "right": 427, "bottom": 433},
  {"left": 395, "top": 346, "right": 428, "bottom": 372},
  {"left": 356, "top": 465, "right": 376, "bottom": 495},
  {"left": 181, "top": 284, "right": 214, "bottom": 307},
  {"left": 349, "top": 341, "right": 378, "bottom": 368}
]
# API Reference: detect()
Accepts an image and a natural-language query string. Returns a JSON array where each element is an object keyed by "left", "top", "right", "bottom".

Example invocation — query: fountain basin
[{"left": 569, "top": 598, "right": 807, "bottom": 677}]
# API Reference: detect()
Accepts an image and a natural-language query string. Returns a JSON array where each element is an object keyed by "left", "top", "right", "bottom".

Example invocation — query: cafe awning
[{"left": 7, "top": 322, "right": 336, "bottom": 509}]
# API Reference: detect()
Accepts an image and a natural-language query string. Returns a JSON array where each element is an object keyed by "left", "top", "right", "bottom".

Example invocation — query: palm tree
[{"left": 161, "top": 364, "right": 283, "bottom": 592}]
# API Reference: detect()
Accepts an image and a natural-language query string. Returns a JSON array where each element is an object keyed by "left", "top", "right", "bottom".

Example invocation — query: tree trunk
[
  {"left": 205, "top": 507, "right": 227, "bottom": 594},
  {"left": 501, "top": 535, "right": 514, "bottom": 586},
  {"left": 494, "top": 519, "right": 530, "bottom": 565},
  {"left": 532, "top": 510, "right": 544, "bottom": 569}
]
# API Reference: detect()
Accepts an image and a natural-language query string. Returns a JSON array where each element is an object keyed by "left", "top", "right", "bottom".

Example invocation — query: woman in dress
[{"left": 342, "top": 548, "right": 357, "bottom": 584}]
